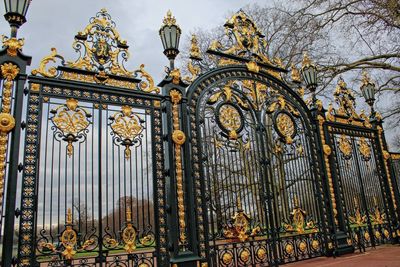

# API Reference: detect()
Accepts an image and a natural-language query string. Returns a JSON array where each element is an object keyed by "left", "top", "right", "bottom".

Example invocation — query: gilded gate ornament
[
  {"left": 217, "top": 104, "right": 243, "bottom": 140},
  {"left": 338, "top": 134, "right": 352, "bottom": 160},
  {"left": 0, "top": 63, "right": 19, "bottom": 213},
  {"left": 2, "top": 35, "right": 24, "bottom": 57},
  {"left": 357, "top": 137, "right": 371, "bottom": 161},
  {"left": 121, "top": 208, "right": 137, "bottom": 253},
  {"left": 51, "top": 98, "right": 91, "bottom": 157},
  {"left": 110, "top": 105, "right": 144, "bottom": 160},
  {"left": 275, "top": 112, "right": 296, "bottom": 144},
  {"left": 60, "top": 208, "right": 78, "bottom": 260}
]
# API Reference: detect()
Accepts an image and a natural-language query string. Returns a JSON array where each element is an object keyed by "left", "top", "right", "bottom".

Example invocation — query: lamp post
[
  {"left": 301, "top": 52, "right": 318, "bottom": 109},
  {"left": 4, "top": 0, "right": 31, "bottom": 37},
  {"left": 360, "top": 70, "right": 376, "bottom": 118},
  {"left": 159, "top": 10, "right": 181, "bottom": 70}
]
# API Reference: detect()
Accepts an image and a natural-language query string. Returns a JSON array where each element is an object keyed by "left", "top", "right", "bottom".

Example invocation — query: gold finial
[
  {"left": 302, "top": 52, "right": 313, "bottom": 68},
  {"left": 100, "top": 8, "right": 107, "bottom": 13},
  {"left": 291, "top": 64, "right": 301, "bottom": 83},
  {"left": 189, "top": 34, "right": 202, "bottom": 60},
  {"left": 67, "top": 208, "right": 72, "bottom": 224},
  {"left": 162, "top": 10, "right": 177, "bottom": 27},
  {"left": 126, "top": 207, "right": 132, "bottom": 222}
]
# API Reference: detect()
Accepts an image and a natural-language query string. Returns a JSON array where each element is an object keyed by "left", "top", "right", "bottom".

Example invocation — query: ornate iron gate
[
  {"left": 323, "top": 78, "right": 397, "bottom": 250},
  {"left": 185, "top": 11, "right": 326, "bottom": 266},
  {"left": 16, "top": 10, "right": 168, "bottom": 266}
]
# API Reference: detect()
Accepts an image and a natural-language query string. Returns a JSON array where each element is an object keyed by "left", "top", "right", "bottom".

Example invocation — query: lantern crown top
[
  {"left": 301, "top": 52, "right": 314, "bottom": 69},
  {"left": 162, "top": 10, "right": 179, "bottom": 28},
  {"left": 361, "top": 70, "right": 375, "bottom": 87}
]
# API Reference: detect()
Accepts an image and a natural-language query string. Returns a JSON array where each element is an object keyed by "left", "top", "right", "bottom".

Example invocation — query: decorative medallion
[
  {"left": 51, "top": 98, "right": 91, "bottom": 157},
  {"left": 338, "top": 134, "right": 352, "bottom": 160},
  {"left": 240, "top": 249, "right": 250, "bottom": 262},
  {"left": 109, "top": 105, "right": 144, "bottom": 159},
  {"left": 285, "top": 243, "right": 294, "bottom": 255},
  {"left": 217, "top": 103, "right": 244, "bottom": 140},
  {"left": 274, "top": 111, "right": 296, "bottom": 144},
  {"left": 256, "top": 247, "right": 267, "bottom": 260},
  {"left": 221, "top": 251, "right": 233, "bottom": 264},
  {"left": 357, "top": 137, "right": 371, "bottom": 161},
  {"left": 364, "top": 232, "right": 370, "bottom": 241},
  {"left": 311, "top": 240, "right": 319, "bottom": 250},
  {"left": 299, "top": 241, "right": 307, "bottom": 253},
  {"left": 384, "top": 229, "right": 390, "bottom": 238}
]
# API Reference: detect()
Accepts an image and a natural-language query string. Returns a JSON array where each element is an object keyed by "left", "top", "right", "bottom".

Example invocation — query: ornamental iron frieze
[
  {"left": 50, "top": 98, "right": 91, "bottom": 157},
  {"left": 109, "top": 105, "right": 144, "bottom": 159}
]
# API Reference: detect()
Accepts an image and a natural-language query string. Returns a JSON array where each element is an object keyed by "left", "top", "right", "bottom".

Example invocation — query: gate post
[
  {"left": 0, "top": 39, "right": 31, "bottom": 266},
  {"left": 159, "top": 70, "right": 200, "bottom": 267},
  {"left": 372, "top": 118, "right": 400, "bottom": 241},
  {"left": 312, "top": 106, "right": 354, "bottom": 256}
]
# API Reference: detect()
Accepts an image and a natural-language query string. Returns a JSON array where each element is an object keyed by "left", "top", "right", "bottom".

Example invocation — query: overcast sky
[{"left": 0, "top": 0, "right": 269, "bottom": 80}]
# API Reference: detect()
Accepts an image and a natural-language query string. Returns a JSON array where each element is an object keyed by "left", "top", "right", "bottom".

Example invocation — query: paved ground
[{"left": 286, "top": 245, "right": 400, "bottom": 267}]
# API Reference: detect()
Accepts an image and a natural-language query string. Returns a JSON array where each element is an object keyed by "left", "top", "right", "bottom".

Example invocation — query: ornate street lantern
[
  {"left": 159, "top": 10, "right": 181, "bottom": 69},
  {"left": 3, "top": 0, "right": 32, "bottom": 37},
  {"left": 301, "top": 52, "right": 318, "bottom": 92},
  {"left": 360, "top": 71, "right": 376, "bottom": 115}
]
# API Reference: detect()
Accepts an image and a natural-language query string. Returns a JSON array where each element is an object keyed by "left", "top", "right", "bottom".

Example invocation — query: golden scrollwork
[
  {"left": 170, "top": 69, "right": 181, "bottom": 85},
  {"left": 110, "top": 105, "right": 144, "bottom": 159},
  {"left": 318, "top": 115, "right": 339, "bottom": 226},
  {"left": 371, "top": 198, "right": 385, "bottom": 225},
  {"left": 67, "top": 9, "right": 133, "bottom": 77},
  {"left": 349, "top": 197, "right": 366, "bottom": 226},
  {"left": 218, "top": 104, "right": 242, "bottom": 140},
  {"left": 31, "top": 48, "right": 64, "bottom": 78},
  {"left": 291, "top": 64, "right": 301, "bottom": 83},
  {"left": 276, "top": 113, "right": 295, "bottom": 144},
  {"left": 246, "top": 61, "right": 260, "bottom": 73},
  {"left": 122, "top": 208, "right": 137, "bottom": 253},
  {"left": 0, "top": 62, "right": 19, "bottom": 208},
  {"left": 241, "top": 80, "right": 268, "bottom": 110},
  {"left": 338, "top": 134, "right": 352, "bottom": 160},
  {"left": 2, "top": 35, "right": 24, "bottom": 57},
  {"left": 51, "top": 98, "right": 91, "bottom": 157},
  {"left": 60, "top": 208, "right": 78, "bottom": 260},
  {"left": 135, "top": 64, "right": 160, "bottom": 93},
  {"left": 170, "top": 89, "right": 187, "bottom": 247},
  {"left": 240, "top": 249, "right": 250, "bottom": 262},
  {"left": 392, "top": 153, "right": 400, "bottom": 160},
  {"left": 189, "top": 34, "right": 202, "bottom": 60},
  {"left": 357, "top": 137, "right": 371, "bottom": 161}
]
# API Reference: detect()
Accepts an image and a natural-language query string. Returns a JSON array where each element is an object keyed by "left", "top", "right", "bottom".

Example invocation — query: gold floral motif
[
  {"left": 60, "top": 208, "right": 77, "bottom": 260},
  {"left": 169, "top": 89, "right": 187, "bottom": 247},
  {"left": 349, "top": 197, "right": 366, "bottom": 226},
  {"left": 276, "top": 113, "right": 295, "bottom": 144},
  {"left": 170, "top": 69, "right": 181, "bottom": 85},
  {"left": 2, "top": 35, "right": 24, "bottom": 57},
  {"left": 110, "top": 105, "right": 143, "bottom": 159},
  {"left": 357, "top": 137, "right": 371, "bottom": 161},
  {"left": 122, "top": 208, "right": 137, "bottom": 253},
  {"left": 291, "top": 64, "right": 301, "bottom": 83},
  {"left": 0, "top": 113, "right": 15, "bottom": 133},
  {"left": 51, "top": 98, "right": 91, "bottom": 157},
  {"left": 246, "top": 61, "right": 260, "bottom": 73},
  {"left": 364, "top": 232, "right": 370, "bottom": 241},
  {"left": 218, "top": 104, "right": 242, "bottom": 140},
  {"left": 384, "top": 229, "right": 390, "bottom": 238},
  {"left": 338, "top": 134, "right": 352, "bottom": 159}
]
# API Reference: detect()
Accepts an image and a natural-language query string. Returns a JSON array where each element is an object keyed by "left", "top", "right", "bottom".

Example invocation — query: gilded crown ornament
[
  {"left": 162, "top": 10, "right": 178, "bottom": 27},
  {"left": 2, "top": 35, "right": 24, "bottom": 57}
]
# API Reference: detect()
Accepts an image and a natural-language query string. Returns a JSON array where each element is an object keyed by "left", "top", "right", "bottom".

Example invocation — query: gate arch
[{"left": 186, "top": 65, "right": 327, "bottom": 266}]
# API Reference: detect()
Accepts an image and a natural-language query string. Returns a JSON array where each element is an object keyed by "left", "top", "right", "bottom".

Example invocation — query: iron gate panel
[
  {"left": 186, "top": 66, "right": 326, "bottom": 266},
  {"left": 17, "top": 78, "right": 166, "bottom": 266},
  {"left": 326, "top": 124, "right": 393, "bottom": 249}
]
